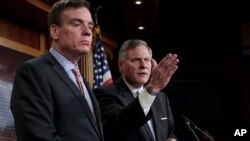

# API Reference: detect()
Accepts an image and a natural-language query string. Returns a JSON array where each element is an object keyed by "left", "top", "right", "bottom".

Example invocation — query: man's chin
[
  {"left": 138, "top": 79, "right": 149, "bottom": 85},
  {"left": 80, "top": 48, "right": 91, "bottom": 54}
]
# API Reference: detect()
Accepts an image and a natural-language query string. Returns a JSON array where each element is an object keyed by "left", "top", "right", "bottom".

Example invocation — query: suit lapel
[
  {"left": 151, "top": 96, "right": 162, "bottom": 141},
  {"left": 116, "top": 77, "right": 135, "bottom": 105},
  {"left": 84, "top": 79, "right": 104, "bottom": 137},
  {"left": 143, "top": 122, "right": 155, "bottom": 141}
]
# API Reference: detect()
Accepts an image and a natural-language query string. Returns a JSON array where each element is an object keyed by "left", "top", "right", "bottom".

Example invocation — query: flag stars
[{"left": 93, "top": 27, "right": 113, "bottom": 89}]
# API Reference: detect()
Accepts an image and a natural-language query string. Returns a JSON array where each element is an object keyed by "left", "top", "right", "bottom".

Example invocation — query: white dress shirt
[{"left": 123, "top": 78, "right": 156, "bottom": 140}]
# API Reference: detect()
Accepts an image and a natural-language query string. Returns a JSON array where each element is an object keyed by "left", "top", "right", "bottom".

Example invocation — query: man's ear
[
  {"left": 118, "top": 60, "right": 123, "bottom": 73},
  {"left": 151, "top": 58, "right": 157, "bottom": 71},
  {"left": 50, "top": 24, "right": 59, "bottom": 40}
]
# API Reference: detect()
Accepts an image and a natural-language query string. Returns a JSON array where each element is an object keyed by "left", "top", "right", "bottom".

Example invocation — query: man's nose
[
  {"left": 82, "top": 25, "right": 92, "bottom": 36},
  {"left": 139, "top": 60, "right": 147, "bottom": 67}
]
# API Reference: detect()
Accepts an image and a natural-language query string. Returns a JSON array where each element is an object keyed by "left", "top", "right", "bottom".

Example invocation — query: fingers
[
  {"left": 158, "top": 53, "right": 179, "bottom": 69},
  {"left": 158, "top": 53, "right": 179, "bottom": 76},
  {"left": 146, "top": 53, "right": 179, "bottom": 94}
]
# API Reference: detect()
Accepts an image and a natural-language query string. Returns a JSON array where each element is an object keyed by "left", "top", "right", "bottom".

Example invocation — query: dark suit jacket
[
  {"left": 10, "top": 51, "right": 103, "bottom": 141},
  {"left": 94, "top": 77, "right": 176, "bottom": 141}
]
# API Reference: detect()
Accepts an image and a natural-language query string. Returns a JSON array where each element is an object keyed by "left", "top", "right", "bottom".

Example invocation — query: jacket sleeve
[{"left": 94, "top": 86, "right": 152, "bottom": 141}]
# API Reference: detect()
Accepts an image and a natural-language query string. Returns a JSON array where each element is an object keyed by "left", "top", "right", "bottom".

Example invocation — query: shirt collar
[
  {"left": 49, "top": 47, "right": 76, "bottom": 72},
  {"left": 123, "top": 77, "right": 143, "bottom": 97}
]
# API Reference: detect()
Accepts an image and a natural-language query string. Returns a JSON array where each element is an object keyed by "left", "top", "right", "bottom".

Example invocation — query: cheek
[
  {"left": 127, "top": 67, "right": 137, "bottom": 75},
  {"left": 122, "top": 66, "right": 131, "bottom": 73},
  {"left": 58, "top": 32, "right": 71, "bottom": 43},
  {"left": 148, "top": 67, "right": 152, "bottom": 74},
  {"left": 121, "top": 63, "right": 137, "bottom": 75},
  {"left": 60, "top": 29, "right": 76, "bottom": 38}
]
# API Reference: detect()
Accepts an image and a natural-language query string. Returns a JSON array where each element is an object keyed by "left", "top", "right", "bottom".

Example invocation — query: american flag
[{"left": 93, "top": 25, "right": 113, "bottom": 89}]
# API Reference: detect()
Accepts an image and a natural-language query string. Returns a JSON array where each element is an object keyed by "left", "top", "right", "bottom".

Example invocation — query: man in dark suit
[
  {"left": 10, "top": 0, "right": 103, "bottom": 141},
  {"left": 94, "top": 39, "right": 179, "bottom": 141}
]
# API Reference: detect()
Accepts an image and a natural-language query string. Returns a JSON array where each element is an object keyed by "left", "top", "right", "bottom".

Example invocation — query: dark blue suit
[{"left": 11, "top": 51, "right": 103, "bottom": 141}]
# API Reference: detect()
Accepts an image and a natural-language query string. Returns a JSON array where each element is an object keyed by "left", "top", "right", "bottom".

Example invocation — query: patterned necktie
[
  {"left": 72, "top": 68, "right": 84, "bottom": 93},
  {"left": 72, "top": 68, "right": 95, "bottom": 120}
]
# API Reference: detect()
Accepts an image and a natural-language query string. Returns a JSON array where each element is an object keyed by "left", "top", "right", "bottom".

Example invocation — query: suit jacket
[
  {"left": 94, "top": 77, "right": 176, "bottom": 141},
  {"left": 10, "top": 51, "right": 103, "bottom": 141}
]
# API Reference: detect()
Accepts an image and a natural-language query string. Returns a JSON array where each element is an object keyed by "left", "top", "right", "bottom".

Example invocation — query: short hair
[
  {"left": 47, "top": 0, "right": 90, "bottom": 42},
  {"left": 48, "top": 0, "right": 90, "bottom": 28},
  {"left": 118, "top": 39, "right": 153, "bottom": 61}
]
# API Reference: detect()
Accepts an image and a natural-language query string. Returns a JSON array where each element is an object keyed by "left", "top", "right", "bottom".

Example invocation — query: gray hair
[{"left": 118, "top": 39, "right": 153, "bottom": 61}]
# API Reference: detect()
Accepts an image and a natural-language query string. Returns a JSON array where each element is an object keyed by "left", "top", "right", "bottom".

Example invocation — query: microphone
[
  {"left": 182, "top": 116, "right": 200, "bottom": 141},
  {"left": 182, "top": 116, "right": 215, "bottom": 141}
]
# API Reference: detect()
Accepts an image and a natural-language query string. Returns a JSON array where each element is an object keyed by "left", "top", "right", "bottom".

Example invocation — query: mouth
[
  {"left": 80, "top": 40, "right": 90, "bottom": 46},
  {"left": 138, "top": 72, "right": 148, "bottom": 76}
]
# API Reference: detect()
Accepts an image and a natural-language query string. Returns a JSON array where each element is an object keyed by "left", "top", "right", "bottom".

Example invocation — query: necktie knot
[
  {"left": 72, "top": 68, "right": 84, "bottom": 93},
  {"left": 135, "top": 90, "right": 140, "bottom": 97},
  {"left": 72, "top": 68, "right": 81, "bottom": 77}
]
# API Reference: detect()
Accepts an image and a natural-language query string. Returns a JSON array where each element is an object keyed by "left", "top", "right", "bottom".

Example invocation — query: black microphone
[
  {"left": 182, "top": 116, "right": 215, "bottom": 141},
  {"left": 182, "top": 116, "right": 200, "bottom": 141}
]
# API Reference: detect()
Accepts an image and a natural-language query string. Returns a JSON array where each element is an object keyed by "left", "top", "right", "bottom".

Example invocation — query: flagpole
[
  {"left": 94, "top": 6, "right": 102, "bottom": 49},
  {"left": 95, "top": 6, "right": 102, "bottom": 25}
]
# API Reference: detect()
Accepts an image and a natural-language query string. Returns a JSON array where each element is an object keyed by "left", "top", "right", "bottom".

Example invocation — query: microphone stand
[
  {"left": 195, "top": 127, "right": 215, "bottom": 141},
  {"left": 185, "top": 121, "right": 200, "bottom": 141},
  {"left": 183, "top": 116, "right": 216, "bottom": 141}
]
